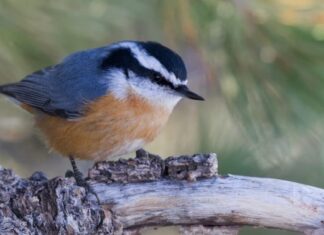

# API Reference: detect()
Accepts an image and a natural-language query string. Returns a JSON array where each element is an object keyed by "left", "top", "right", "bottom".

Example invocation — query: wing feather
[{"left": 0, "top": 46, "right": 117, "bottom": 119}]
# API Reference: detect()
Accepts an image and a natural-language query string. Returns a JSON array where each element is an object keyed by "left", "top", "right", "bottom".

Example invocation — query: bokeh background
[{"left": 0, "top": 0, "right": 323, "bottom": 234}]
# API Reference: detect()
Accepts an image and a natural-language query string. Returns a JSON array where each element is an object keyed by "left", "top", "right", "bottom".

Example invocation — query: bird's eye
[
  {"left": 150, "top": 72, "right": 174, "bottom": 88},
  {"left": 153, "top": 73, "right": 163, "bottom": 81}
]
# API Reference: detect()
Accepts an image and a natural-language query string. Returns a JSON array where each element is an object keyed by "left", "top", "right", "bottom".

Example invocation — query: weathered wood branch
[{"left": 0, "top": 153, "right": 324, "bottom": 235}]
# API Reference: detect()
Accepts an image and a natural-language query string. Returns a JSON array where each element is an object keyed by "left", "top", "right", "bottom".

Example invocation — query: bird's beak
[{"left": 175, "top": 85, "right": 204, "bottom": 101}]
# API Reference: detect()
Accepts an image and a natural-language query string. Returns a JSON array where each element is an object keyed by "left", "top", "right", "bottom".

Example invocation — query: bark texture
[{"left": 0, "top": 153, "right": 323, "bottom": 235}]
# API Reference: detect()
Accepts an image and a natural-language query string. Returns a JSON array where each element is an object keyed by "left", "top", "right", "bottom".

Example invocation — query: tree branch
[{"left": 0, "top": 153, "right": 323, "bottom": 235}]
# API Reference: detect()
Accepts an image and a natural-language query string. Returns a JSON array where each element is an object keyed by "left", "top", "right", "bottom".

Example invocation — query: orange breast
[{"left": 35, "top": 91, "right": 171, "bottom": 161}]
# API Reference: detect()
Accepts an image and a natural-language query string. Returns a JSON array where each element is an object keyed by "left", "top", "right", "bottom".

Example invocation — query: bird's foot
[
  {"left": 65, "top": 169, "right": 101, "bottom": 204},
  {"left": 67, "top": 157, "right": 100, "bottom": 204},
  {"left": 136, "top": 148, "right": 161, "bottom": 158},
  {"left": 136, "top": 148, "right": 152, "bottom": 158}
]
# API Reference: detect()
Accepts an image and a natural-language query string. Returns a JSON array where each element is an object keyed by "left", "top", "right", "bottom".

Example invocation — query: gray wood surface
[{"left": 0, "top": 153, "right": 323, "bottom": 235}]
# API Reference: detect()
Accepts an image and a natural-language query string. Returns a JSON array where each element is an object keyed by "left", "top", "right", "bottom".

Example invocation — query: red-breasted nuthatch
[{"left": 0, "top": 41, "right": 204, "bottom": 190}]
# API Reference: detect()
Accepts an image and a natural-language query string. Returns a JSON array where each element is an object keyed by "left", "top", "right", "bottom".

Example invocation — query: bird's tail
[
  {"left": 0, "top": 84, "right": 13, "bottom": 96},
  {"left": 0, "top": 84, "right": 8, "bottom": 95},
  {"left": 0, "top": 83, "right": 22, "bottom": 105}
]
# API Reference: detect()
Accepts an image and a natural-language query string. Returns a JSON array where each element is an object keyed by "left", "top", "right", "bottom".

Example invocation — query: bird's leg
[
  {"left": 68, "top": 156, "right": 100, "bottom": 204},
  {"left": 69, "top": 156, "right": 84, "bottom": 184}
]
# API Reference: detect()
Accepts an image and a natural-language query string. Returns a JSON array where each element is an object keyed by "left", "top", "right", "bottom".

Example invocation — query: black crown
[{"left": 101, "top": 41, "right": 187, "bottom": 83}]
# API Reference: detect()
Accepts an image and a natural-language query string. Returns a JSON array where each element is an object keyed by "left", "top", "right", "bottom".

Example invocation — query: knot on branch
[
  {"left": 165, "top": 154, "right": 218, "bottom": 181},
  {"left": 88, "top": 153, "right": 218, "bottom": 183}
]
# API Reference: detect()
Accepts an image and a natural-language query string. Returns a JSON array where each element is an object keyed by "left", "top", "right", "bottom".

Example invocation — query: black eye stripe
[
  {"left": 101, "top": 47, "right": 176, "bottom": 90},
  {"left": 149, "top": 72, "right": 175, "bottom": 89}
]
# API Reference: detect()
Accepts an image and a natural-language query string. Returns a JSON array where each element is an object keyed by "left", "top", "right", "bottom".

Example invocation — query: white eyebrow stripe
[
  {"left": 169, "top": 73, "right": 187, "bottom": 86},
  {"left": 114, "top": 42, "right": 187, "bottom": 86}
]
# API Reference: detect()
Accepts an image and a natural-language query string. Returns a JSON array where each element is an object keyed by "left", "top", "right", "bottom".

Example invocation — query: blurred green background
[{"left": 0, "top": 0, "right": 323, "bottom": 234}]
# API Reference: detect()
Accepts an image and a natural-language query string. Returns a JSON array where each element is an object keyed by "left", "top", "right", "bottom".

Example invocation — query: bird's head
[{"left": 101, "top": 41, "right": 204, "bottom": 109}]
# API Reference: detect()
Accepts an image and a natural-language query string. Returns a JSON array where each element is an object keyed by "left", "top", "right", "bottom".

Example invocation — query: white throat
[
  {"left": 103, "top": 69, "right": 182, "bottom": 110},
  {"left": 129, "top": 82, "right": 182, "bottom": 110}
]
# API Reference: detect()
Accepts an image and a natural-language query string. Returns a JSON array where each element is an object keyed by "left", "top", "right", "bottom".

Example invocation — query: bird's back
[{"left": 0, "top": 46, "right": 111, "bottom": 118}]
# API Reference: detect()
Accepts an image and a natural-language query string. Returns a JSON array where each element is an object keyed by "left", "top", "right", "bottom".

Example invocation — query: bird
[{"left": 0, "top": 40, "right": 204, "bottom": 197}]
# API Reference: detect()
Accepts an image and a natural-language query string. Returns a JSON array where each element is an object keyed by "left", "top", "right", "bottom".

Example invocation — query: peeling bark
[{"left": 0, "top": 153, "right": 323, "bottom": 235}]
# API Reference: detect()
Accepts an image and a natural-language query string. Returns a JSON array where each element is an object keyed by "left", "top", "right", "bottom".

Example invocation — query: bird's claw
[
  {"left": 66, "top": 168, "right": 100, "bottom": 204},
  {"left": 136, "top": 148, "right": 150, "bottom": 158}
]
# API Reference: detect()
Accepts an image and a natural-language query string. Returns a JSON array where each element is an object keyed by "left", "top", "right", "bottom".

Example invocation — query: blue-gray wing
[{"left": 0, "top": 48, "right": 110, "bottom": 119}]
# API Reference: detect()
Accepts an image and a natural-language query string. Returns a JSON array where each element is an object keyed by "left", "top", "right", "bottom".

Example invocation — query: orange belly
[{"left": 35, "top": 92, "right": 171, "bottom": 161}]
